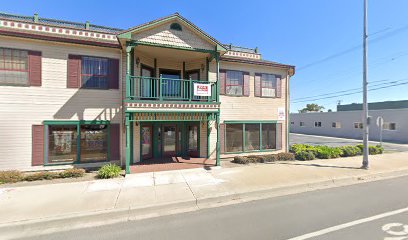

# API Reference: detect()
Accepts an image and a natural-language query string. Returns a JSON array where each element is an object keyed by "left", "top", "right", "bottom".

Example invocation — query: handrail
[{"left": 126, "top": 75, "right": 215, "bottom": 102}]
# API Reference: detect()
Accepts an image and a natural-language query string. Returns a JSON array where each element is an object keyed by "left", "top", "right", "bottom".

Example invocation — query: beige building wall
[{"left": 0, "top": 36, "right": 122, "bottom": 171}]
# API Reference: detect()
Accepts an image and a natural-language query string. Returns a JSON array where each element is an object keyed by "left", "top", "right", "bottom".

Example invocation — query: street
[
  {"left": 20, "top": 175, "right": 408, "bottom": 240},
  {"left": 290, "top": 133, "right": 408, "bottom": 152}
]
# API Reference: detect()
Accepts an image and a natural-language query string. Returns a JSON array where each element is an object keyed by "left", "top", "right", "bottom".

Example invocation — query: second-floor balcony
[{"left": 126, "top": 75, "right": 217, "bottom": 102}]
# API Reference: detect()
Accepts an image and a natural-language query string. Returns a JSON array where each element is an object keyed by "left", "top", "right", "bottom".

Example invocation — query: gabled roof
[{"left": 117, "top": 13, "right": 227, "bottom": 52}]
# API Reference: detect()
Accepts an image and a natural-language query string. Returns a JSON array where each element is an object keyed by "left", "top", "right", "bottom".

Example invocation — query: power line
[
  {"left": 291, "top": 79, "right": 408, "bottom": 103},
  {"left": 292, "top": 78, "right": 406, "bottom": 101}
]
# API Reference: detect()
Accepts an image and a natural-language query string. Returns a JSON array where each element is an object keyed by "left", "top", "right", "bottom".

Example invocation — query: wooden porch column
[
  {"left": 216, "top": 111, "right": 221, "bottom": 166},
  {"left": 125, "top": 112, "right": 131, "bottom": 174},
  {"left": 215, "top": 53, "right": 220, "bottom": 102}
]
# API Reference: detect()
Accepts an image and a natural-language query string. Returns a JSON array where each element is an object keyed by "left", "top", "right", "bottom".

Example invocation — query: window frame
[
  {"left": 225, "top": 70, "right": 244, "bottom": 96},
  {"left": 300, "top": 122, "right": 305, "bottom": 127},
  {"left": 383, "top": 122, "right": 397, "bottom": 131},
  {"left": 260, "top": 73, "right": 278, "bottom": 98},
  {"left": 224, "top": 121, "right": 279, "bottom": 154},
  {"left": 43, "top": 120, "right": 111, "bottom": 166},
  {"left": 0, "top": 47, "right": 30, "bottom": 86},
  {"left": 354, "top": 122, "right": 363, "bottom": 129},
  {"left": 80, "top": 55, "right": 110, "bottom": 90},
  {"left": 332, "top": 122, "right": 341, "bottom": 128},
  {"left": 314, "top": 121, "right": 322, "bottom": 127}
]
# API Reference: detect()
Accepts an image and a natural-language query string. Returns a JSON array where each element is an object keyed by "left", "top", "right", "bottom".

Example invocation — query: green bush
[
  {"left": 24, "top": 171, "right": 60, "bottom": 181},
  {"left": 97, "top": 164, "right": 122, "bottom": 179},
  {"left": 340, "top": 146, "right": 362, "bottom": 157},
  {"left": 232, "top": 156, "right": 258, "bottom": 164},
  {"left": 295, "top": 151, "right": 316, "bottom": 161},
  {"left": 59, "top": 168, "right": 85, "bottom": 178},
  {"left": 276, "top": 152, "right": 295, "bottom": 161},
  {"left": 0, "top": 170, "right": 24, "bottom": 184},
  {"left": 315, "top": 146, "right": 342, "bottom": 159},
  {"left": 356, "top": 144, "right": 384, "bottom": 155},
  {"left": 261, "top": 154, "right": 278, "bottom": 162}
]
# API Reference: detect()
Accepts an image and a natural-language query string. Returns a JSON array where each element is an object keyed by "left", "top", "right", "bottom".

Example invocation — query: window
[
  {"left": 226, "top": 124, "right": 243, "bottom": 152},
  {"left": 383, "top": 122, "right": 397, "bottom": 130},
  {"left": 332, "top": 122, "right": 341, "bottom": 128},
  {"left": 81, "top": 56, "right": 109, "bottom": 89},
  {"left": 354, "top": 122, "right": 363, "bottom": 129},
  {"left": 48, "top": 125, "right": 78, "bottom": 164},
  {"left": 261, "top": 73, "right": 277, "bottom": 97},
  {"left": 226, "top": 70, "right": 244, "bottom": 96},
  {"left": 80, "top": 124, "right": 108, "bottom": 162},
  {"left": 291, "top": 122, "right": 294, "bottom": 125},
  {"left": 170, "top": 23, "right": 182, "bottom": 31},
  {"left": 314, "top": 122, "right": 322, "bottom": 127},
  {"left": 46, "top": 122, "right": 109, "bottom": 164},
  {"left": 245, "top": 124, "right": 260, "bottom": 151},
  {"left": 225, "top": 123, "right": 278, "bottom": 153},
  {"left": 262, "top": 123, "right": 276, "bottom": 150},
  {"left": 0, "top": 47, "right": 29, "bottom": 86},
  {"left": 300, "top": 122, "right": 305, "bottom": 127}
]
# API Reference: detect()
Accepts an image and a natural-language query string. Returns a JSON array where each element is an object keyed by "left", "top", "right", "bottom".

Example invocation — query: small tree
[{"left": 299, "top": 103, "right": 325, "bottom": 113}]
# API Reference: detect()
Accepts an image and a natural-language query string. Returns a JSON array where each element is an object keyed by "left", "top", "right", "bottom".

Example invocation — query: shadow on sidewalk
[{"left": 275, "top": 162, "right": 363, "bottom": 170}]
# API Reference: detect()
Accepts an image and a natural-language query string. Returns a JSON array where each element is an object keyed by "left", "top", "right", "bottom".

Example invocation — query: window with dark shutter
[
  {"left": 0, "top": 47, "right": 31, "bottom": 86},
  {"left": 219, "top": 69, "right": 226, "bottom": 95},
  {"left": 67, "top": 55, "right": 81, "bottom": 88},
  {"left": 110, "top": 123, "right": 120, "bottom": 160},
  {"left": 108, "top": 58, "right": 119, "bottom": 89},
  {"left": 243, "top": 72, "right": 250, "bottom": 96},
  {"left": 28, "top": 51, "right": 42, "bottom": 86},
  {"left": 32, "top": 125, "right": 45, "bottom": 166},
  {"left": 254, "top": 73, "right": 261, "bottom": 97},
  {"left": 276, "top": 76, "right": 282, "bottom": 98}
]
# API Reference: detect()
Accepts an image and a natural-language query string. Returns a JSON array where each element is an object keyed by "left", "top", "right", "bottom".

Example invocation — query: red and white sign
[
  {"left": 278, "top": 107, "right": 286, "bottom": 120},
  {"left": 194, "top": 83, "right": 211, "bottom": 96}
]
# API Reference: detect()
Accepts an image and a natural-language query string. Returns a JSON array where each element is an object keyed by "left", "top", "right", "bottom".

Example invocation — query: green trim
[
  {"left": 125, "top": 100, "right": 220, "bottom": 105},
  {"left": 125, "top": 113, "right": 131, "bottom": 174},
  {"left": 223, "top": 122, "right": 280, "bottom": 154},
  {"left": 207, "top": 117, "right": 211, "bottom": 158},
  {"left": 224, "top": 120, "right": 279, "bottom": 124},
  {"left": 42, "top": 120, "right": 111, "bottom": 166},
  {"left": 130, "top": 40, "right": 217, "bottom": 54}
]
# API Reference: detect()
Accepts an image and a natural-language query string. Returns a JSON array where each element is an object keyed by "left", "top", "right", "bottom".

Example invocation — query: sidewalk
[{"left": 1, "top": 152, "right": 408, "bottom": 237}]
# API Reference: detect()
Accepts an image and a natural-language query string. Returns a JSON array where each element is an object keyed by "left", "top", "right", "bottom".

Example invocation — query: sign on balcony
[{"left": 193, "top": 83, "right": 211, "bottom": 96}]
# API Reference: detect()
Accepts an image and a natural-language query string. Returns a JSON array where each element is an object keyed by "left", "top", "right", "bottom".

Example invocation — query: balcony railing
[{"left": 126, "top": 75, "right": 216, "bottom": 102}]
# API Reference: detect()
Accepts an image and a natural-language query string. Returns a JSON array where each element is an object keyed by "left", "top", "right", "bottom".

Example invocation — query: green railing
[{"left": 126, "top": 75, "right": 215, "bottom": 102}]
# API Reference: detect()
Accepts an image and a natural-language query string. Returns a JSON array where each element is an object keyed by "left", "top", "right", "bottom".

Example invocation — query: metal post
[{"left": 362, "top": 0, "right": 369, "bottom": 169}]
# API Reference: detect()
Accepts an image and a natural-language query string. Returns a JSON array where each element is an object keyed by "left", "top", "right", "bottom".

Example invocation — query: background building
[{"left": 290, "top": 100, "right": 408, "bottom": 143}]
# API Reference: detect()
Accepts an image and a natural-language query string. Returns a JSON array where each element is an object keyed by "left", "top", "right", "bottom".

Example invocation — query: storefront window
[
  {"left": 262, "top": 123, "right": 276, "bottom": 150},
  {"left": 226, "top": 124, "right": 243, "bottom": 152},
  {"left": 245, "top": 124, "right": 260, "bottom": 151},
  {"left": 80, "top": 124, "right": 108, "bottom": 162},
  {"left": 48, "top": 125, "right": 78, "bottom": 164}
]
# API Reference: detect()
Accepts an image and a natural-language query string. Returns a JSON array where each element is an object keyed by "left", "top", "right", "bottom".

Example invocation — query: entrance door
[
  {"left": 187, "top": 123, "right": 199, "bottom": 157},
  {"left": 141, "top": 65, "right": 155, "bottom": 99},
  {"left": 162, "top": 125, "right": 177, "bottom": 157},
  {"left": 160, "top": 69, "right": 181, "bottom": 99},
  {"left": 141, "top": 125, "right": 153, "bottom": 160}
]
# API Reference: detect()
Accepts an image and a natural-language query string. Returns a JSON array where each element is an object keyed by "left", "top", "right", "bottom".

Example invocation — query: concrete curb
[{"left": 2, "top": 168, "right": 408, "bottom": 239}]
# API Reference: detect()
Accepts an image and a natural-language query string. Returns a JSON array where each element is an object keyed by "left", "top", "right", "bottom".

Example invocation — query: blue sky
[{"left": 2, "top": 0, "right": 408, "bottom": 112}]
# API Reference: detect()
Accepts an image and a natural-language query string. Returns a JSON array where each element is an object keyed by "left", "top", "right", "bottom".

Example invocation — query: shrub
[
  {"left": 355, "top": 144, "right": 384, "bottom": 155},
  {"left": 276, "top": 152, "right": 295, "bottom": 161},
  {"left": 97, "top": 164, "right": 122, "bottom": 179},
  {"left": 340, "top": 146, "right": 362, "bottom": 157},
  {"left": 295, "top": 151, "right": 316, "bottom": 161},
  {"left": 261, "top": 154, "right": 278, "bottom": 162},
  {"left": 59, "top": 168, "right": 85, "bottom": 178},
  {"left": 0, "top": 170, "right": 24, "bottom": 184},
  {"left": 315, "top": 146, "right": 342, "bottom": 159},
  {"left": 24, "top": 171, "right": 60, "bottom": 181}
]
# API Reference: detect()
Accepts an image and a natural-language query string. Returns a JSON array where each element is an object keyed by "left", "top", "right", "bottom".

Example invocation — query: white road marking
[
  {"left": 287, "top": 206, "right": 408, "bottom": 240},
  {"left": 382, "top": 223, "right": 408, "bottom": 238}
]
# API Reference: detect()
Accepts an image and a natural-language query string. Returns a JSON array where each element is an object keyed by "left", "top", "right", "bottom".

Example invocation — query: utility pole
[{"left": 362, "top": 0, "right": 369, "bottom": 169}]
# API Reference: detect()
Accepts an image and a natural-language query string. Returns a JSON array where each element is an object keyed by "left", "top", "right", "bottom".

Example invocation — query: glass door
[
  {"left": 141, "top": 65, "right": 154, "bottom": 99},
  {"left": 163, "top": 125, "right": 177, "bottom": 157},
  {"left": 187, "top": 124, "right": 199, "bottom": 157},
  {"left": 160, "top": 69, "right": 181, "bottom": 100},
  {"left": 141, "top": 125, "right": 153, "bottom": 160}
]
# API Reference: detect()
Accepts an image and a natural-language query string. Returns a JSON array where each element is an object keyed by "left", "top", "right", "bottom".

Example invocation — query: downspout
[{"left": 286, "top": 69, "right": 291, "bottom": 152}]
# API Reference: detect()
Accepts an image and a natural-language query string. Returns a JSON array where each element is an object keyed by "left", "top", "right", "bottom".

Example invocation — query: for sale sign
[{"left": 193, "top": 83, "right": 211, "bottom": 96}]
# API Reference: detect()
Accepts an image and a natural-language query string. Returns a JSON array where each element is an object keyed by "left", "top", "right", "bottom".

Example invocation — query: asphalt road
[
  {"left": 21, "top": 176, "right": 408, "bottom": 240},
  {"left": 290, "top": 133, "right": 408, "bottom": 152}
]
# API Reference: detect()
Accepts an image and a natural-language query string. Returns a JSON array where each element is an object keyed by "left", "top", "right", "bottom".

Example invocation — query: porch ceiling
[{"left": 136, "top": 45, "right": 210, "bottom": 61}]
